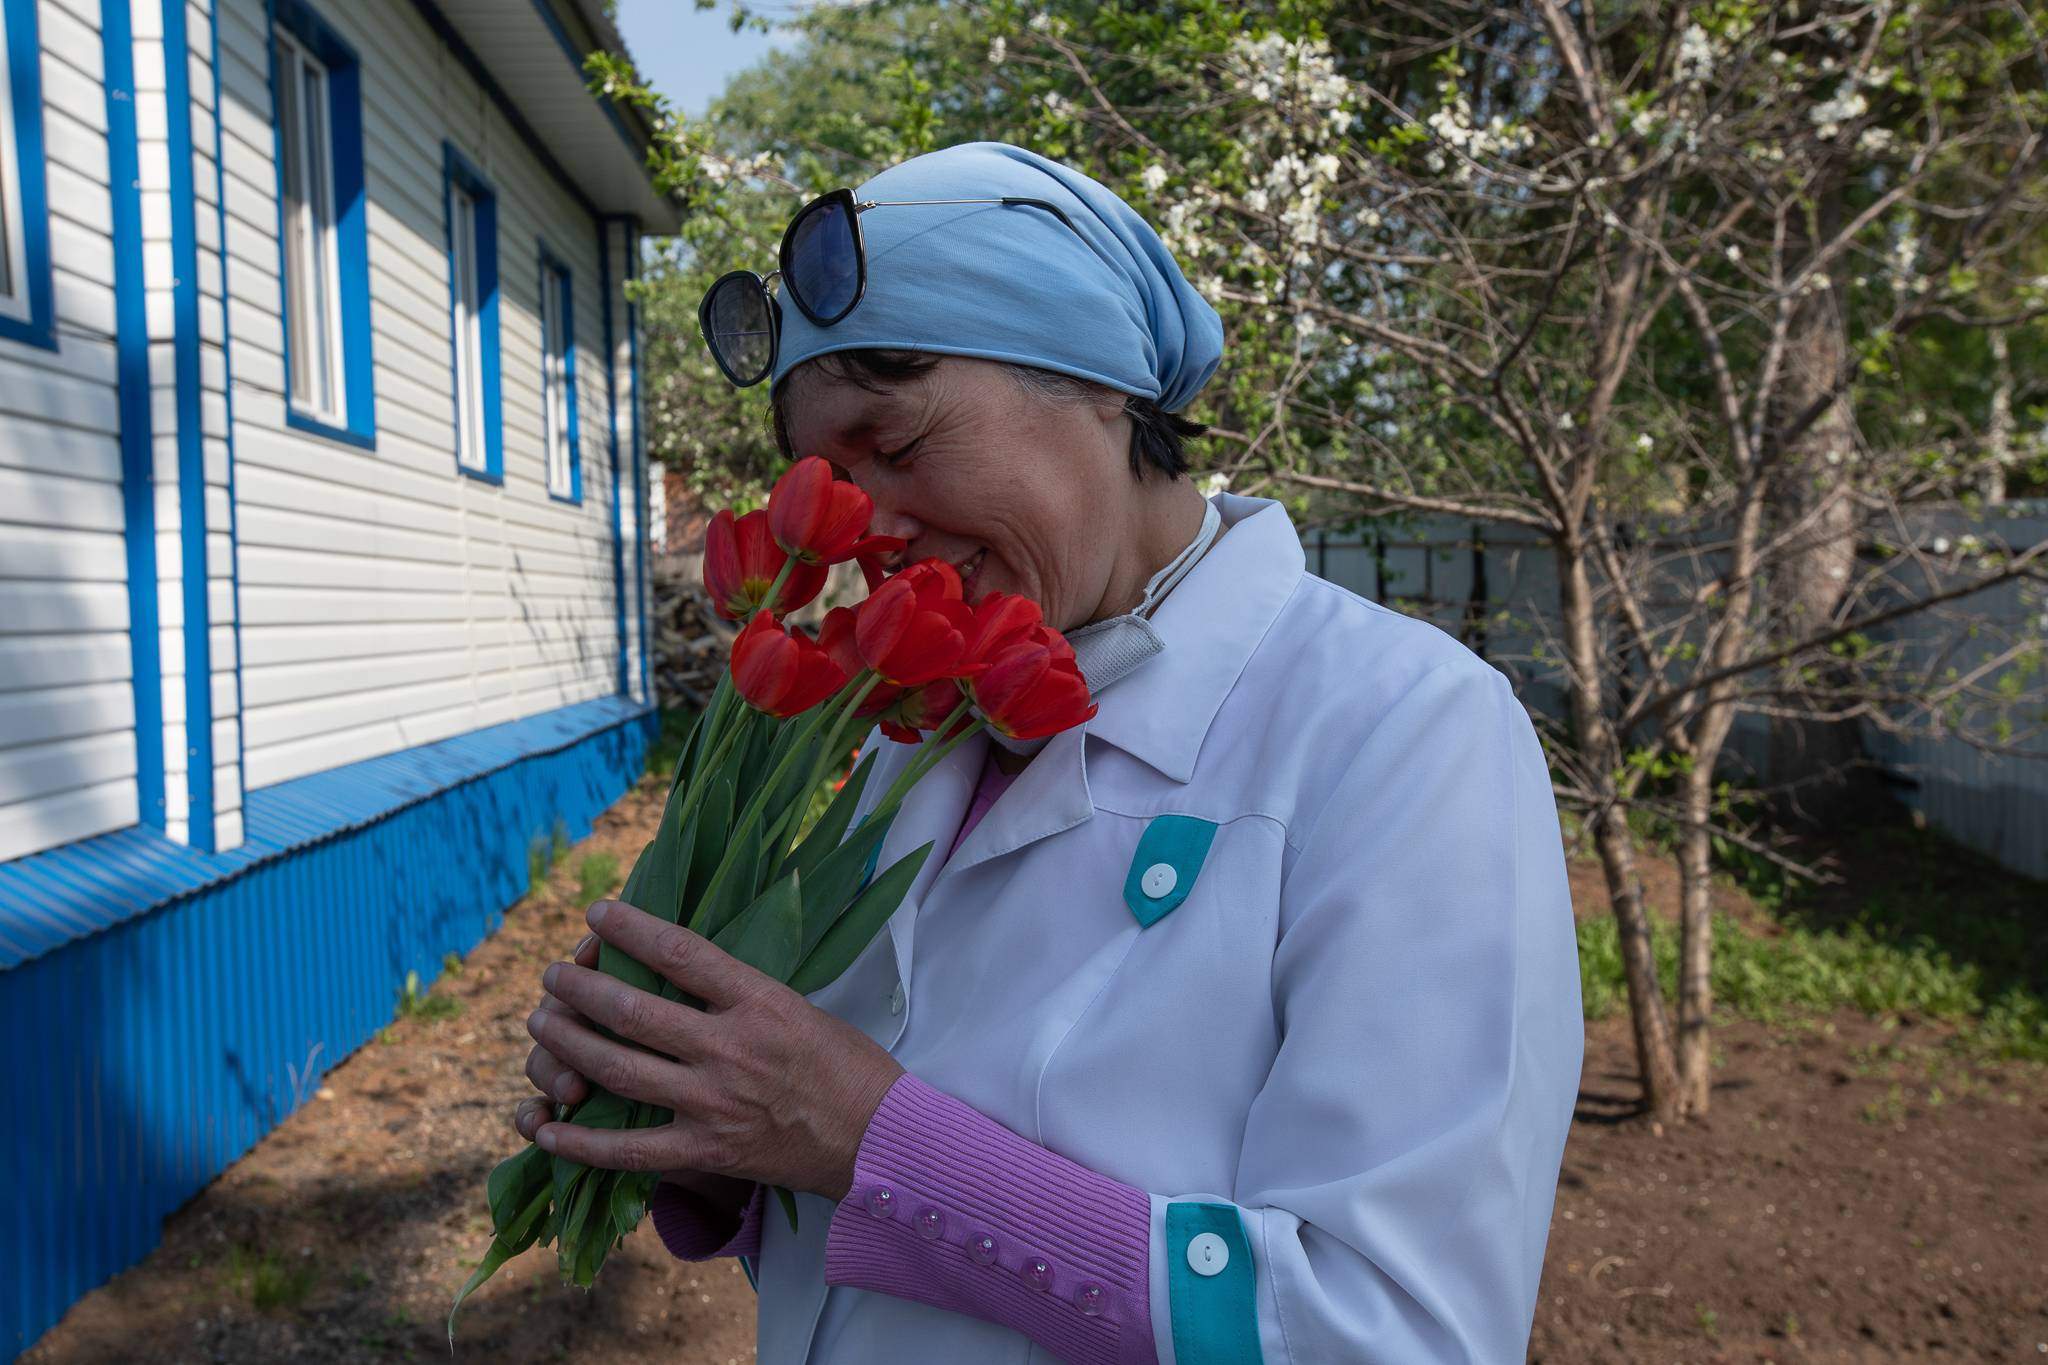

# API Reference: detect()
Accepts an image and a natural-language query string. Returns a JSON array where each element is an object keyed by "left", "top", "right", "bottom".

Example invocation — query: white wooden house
[{"left": 0, "top": 0, "right": 677, "bottom": 1349}]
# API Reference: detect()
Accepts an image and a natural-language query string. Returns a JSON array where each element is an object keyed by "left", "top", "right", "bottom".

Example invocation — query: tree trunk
[
  {"left": 1983, "top": 327, "right": 2012, "bottom": 505},
  {"left": 1675, "top": 757, "right": 1719, "bottom": 1114},
  {"left": 1557, "top": 533, "right": 1682, "bottom": 1121},
  {"left": 1764, "top": 187, "right": 1876, "bottom": 829}
]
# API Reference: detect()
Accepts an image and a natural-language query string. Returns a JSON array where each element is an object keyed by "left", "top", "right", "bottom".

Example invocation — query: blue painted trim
[
  {"left": 599, "top": 222, "right": 628, "bottom": 695},
  {"left": 402, "top": 0, "right": 601, "bottom": 220},
  {"left": 0, "top": 699, "right": 655, "bottom": 1357},
  {"left": 0, "top": 696, "right": 655, "bottom": 973},
  {"left": 100, "top": 0, "right": 163, "bottom": 831},
  {"left": 1124, "top": 815, "right": 1218, "bottom": 928},
  {"left": 1164, "top": 1201, "right": 1264, "bottom": 1364},
  {"left": 161, "top": 0, "right": 215, "bottom": 852},
  {"left": 209, "top": 0, "right": 248, "bottom": 806},
  {"left": 268, "top": 0, "right": 377, "bottom": 448},
  {"left": 0, "top": 0, "right": 53, "bottom": 350},
  {"left": 444, "top": 142, "right": 502, "bottom": 484},
  {"left": 538, "top": 240, "right": 582, "bottom": 505},
  {"left": 624, "top": 220, "right": 650, "bottom": 700},
  {"left": 283, "top": 408, "right": 376, "bottom": 450},
  {"left": 528, "top": 0, "right": 645, "bottom": 161}
]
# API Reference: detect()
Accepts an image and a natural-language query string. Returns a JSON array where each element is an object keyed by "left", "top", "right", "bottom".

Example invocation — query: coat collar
[{"left": 1079, "top": 491, "right": 1305, "bottom": 784}]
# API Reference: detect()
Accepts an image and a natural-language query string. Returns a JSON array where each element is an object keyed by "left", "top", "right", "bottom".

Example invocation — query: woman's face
[{"left": 778, "top": 357, "right": 1137, "bottom": 631}]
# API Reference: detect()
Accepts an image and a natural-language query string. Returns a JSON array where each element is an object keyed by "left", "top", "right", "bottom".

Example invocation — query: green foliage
[
  {"left": 576, "top": 851, "right": 622, "bottom": 903},
  {"left": 225, "top": 1243, "right": 317, "bottom": 1311},
  {"left": 645, "top": 707, "right": 700, "bottom": 783},
  {"left": 396, "top": 969, "right": 463, "bottom": 1024},
  {"left": 1577, "top": 907, "right": 2047, "bottom": 1060}
]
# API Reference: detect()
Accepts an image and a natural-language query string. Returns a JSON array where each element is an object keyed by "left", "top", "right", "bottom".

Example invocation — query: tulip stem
[
  {"left": 764, "top": 673, "right": 884, "bottom": 860},
  {"left": 870, "top": 697, "right": 985, "bottom": 819}
]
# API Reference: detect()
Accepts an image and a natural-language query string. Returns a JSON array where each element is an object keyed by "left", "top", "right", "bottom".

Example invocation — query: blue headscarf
[{"left": 768, "top": 141, "right": 1224, "bottom": 414}]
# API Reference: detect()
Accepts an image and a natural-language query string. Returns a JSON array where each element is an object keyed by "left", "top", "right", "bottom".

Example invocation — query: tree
[{"left": 596, "top": 0, "right": 2048, "bottom": 1121}]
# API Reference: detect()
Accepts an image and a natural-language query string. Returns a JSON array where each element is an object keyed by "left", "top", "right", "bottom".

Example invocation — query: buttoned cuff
[
  {"left": 825, "top": 1072, "right": 1155, "bottom": 1365},
  {"left": 648, "top": 1178, "right": 765, "bottom": 1260}
]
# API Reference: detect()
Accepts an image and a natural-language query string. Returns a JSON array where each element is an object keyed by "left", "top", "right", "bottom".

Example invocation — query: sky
[{"left": 613, "top": 1, "right": 793, "bottom": 119}]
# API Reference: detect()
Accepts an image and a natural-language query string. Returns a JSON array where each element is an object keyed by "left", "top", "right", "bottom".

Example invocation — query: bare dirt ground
[{"left": 23, "top": 775, "right": 2048, "bottom": 1364}]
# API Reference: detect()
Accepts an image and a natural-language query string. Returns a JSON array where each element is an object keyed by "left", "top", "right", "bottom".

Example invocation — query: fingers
[
  {"left": 526, "top": 999, "right": 693, "bottom": 1110},
  {"left": 574, "top": 931, "right": 600, "bottom": 969},
  {"left": 520, "top": 934, "right": 603, "bottom": 1114},
  {"left": 584, "top": 900, "right": 760, "bottom": 1010},
  {"left": 513, "top": 1095, "right": 553, "bottom": 1141},
  {"left": 536, "top": 1116, "right": 709, "bottom": 1173},
  {"left": 542, "top": 958, "right": 713, "bottom": 1062}
]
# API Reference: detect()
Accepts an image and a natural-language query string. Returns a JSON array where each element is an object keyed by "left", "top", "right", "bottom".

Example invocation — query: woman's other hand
[{"left": 512, "top": 929, "right": 603, "bottom": 1141}]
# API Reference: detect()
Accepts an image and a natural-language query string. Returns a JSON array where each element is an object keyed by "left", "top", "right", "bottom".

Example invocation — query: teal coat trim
[
  {"left": 1123, "top": 815, "right": 1218, "bottom": 927},
  {"left": 1165, "top": 1201, "right": 1264, "bottom": 1363}
]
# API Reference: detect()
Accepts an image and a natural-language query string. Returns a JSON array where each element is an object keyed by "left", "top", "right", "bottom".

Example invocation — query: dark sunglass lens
[
  {"left": 786, "top": 197, "right": 860, "bottom": 323},
  {"left": 704, "top": 276, "right": 774, "bottom": 384}
]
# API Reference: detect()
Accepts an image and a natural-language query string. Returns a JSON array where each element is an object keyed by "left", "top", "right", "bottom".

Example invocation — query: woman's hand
[{"left": 517, "top": 899, "right": 906, "bottom": 1203}]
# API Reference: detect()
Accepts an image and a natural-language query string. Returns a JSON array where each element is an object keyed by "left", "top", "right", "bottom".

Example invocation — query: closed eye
[{"left": 875, "top": 437, "right": 921, "bottom": 467}]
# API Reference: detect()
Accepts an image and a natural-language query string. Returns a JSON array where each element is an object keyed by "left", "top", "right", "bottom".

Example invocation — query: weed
[
  {"left": 1861, "top": 1083, "right": 1907, "bottom": 1125},
  {"left": 442, "top": 951, "right": 463, "bottom": 976},
  {"left": 224, "top": 1243, "right": 316, "bottom": 1311},
  {"left": 1694, "top": 1303, "right": 1719, "bottom": 1339},
  {"left": 344, "top": 1265, "right": 373, "bottom": 1292},
  {"left": 577, "top": 851, "right": 621, "bottom": 903},
  {"left": 395, "top": 969, "right": 462, "bottom": 1023}
]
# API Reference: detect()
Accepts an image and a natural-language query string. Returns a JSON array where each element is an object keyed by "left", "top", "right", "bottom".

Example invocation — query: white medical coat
[{"left": 755, "top": 491, "right": 1583, "bottom": 1364}]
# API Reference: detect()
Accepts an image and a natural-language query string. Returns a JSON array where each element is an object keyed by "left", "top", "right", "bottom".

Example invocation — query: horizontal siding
[
  {"left": 218, "top": 0, "right": 627, "bottom": 791},
  {"left": 0, "top": 0, "right": 137, "bottom": 860}
]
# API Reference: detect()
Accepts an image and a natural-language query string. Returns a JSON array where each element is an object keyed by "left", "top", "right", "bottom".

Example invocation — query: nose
[{"left": 864, "top": 499, "right": 924, "bottom": 566}]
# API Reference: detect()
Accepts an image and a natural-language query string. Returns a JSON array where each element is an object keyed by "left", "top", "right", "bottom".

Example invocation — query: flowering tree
[{"left": 598, "top": 0, "right": 2048, "bottom": 1122}]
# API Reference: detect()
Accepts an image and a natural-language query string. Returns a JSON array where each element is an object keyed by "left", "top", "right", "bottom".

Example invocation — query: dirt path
[{"left": 24, "top": 776, "right": 2048, "bottom": 1363}]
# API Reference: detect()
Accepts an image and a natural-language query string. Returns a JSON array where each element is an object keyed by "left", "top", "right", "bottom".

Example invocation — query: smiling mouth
[{"left": 955, "top": 548, "right": 988, "bottom": 591}]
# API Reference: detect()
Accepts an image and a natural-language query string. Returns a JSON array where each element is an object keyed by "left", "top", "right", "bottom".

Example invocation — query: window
[
  {"left": 0, "top": 0, "right": 52, "bottom": 349},
  {"left": 269, "top": 0, "right": 372, "bottom": 446},
  {"left": 539, "top": 250, "right": 578, "bottom": 501},
  {"left": 444, "top": 144, "right": 499, "bottom": 481},
  {"left": 274, "top": 30, "right": 342, "bottom": 422}
]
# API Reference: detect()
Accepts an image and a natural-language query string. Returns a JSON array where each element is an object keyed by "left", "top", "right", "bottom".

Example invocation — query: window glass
[
  {"left": 452, "top": 186, "right": 485, "bottom": 471},
  {"left": 542, "top": 262, "right": 571, "bottom": 497},
  {"left": 0, "top": 11, "right": 29, "bottom": 319},
  {"left": 274, "top": 30, "right": 343, "bottom": 421}
]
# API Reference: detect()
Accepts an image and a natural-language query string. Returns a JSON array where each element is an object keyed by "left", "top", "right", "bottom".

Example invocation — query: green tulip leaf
[
  {"left": 786, "top": 842, "right": 933, "bottom": 994},
  {"left": 711, "top": 870, "right": 804, "bottom": 980}
]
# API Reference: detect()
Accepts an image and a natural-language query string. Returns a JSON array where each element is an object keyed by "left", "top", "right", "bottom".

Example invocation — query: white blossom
[
  {"left": 1244, "top": 187, "right": 1270, "bottom": 213},
  {"left": 987, "top": 35, "right": 1006, "bottom": 65},
  {"left": 1635, "top": 433, "right": 1655, "bottom": 451},
  {"left": 1809, "top": 87, "right": 1868, "bottom": 140},
  {"left": 1725, "top": 244, "right": 1743, "bottom": 262},
  {"left": 1200, "top": 471, "right": 1232, "bottom": 497},
  {"left": 1676, "top": 24, "right": 1718, "bottom": 84},
  {"left": 1558, "top": 412, "right": 1576, "bottom": 431},
  {"left": 1931, "top": 536, "right": 1951, "bottom": 554},
  {"left": 1041, "top": 90, "right": 1072, "bottom": 117},
  {"left": 1141, "top": 164, "right": 1168, "bottom": 193}
]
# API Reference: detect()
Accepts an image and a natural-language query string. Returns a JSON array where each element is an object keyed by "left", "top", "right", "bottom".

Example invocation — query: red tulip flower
[
  {"left": 968, "top": 625, "right": 1097, "bottom": 740},
  {"left": 818, "top": 606, "right": 902, "bottom": 718},
  {"left": 877, "top": 677, "right": 973, "bottom": 745},
  {"left": 704, "top": 508, "right": 829, "bottom": 621},
  {"left": 769, "top": 457, "right": 907, "bottom": 566},
  {"left": 730, "top": 613, "right": 848, "bottom": 718},
  {"left": 958, "top": 592, "right": 1044, "bottom": 675},
  {"left": 853, "top": 559, "right": 975, "bottom": 686}
]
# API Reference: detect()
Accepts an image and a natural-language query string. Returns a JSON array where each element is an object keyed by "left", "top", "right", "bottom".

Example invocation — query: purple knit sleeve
[
  {"left": 825, "top": 1072, "right": 1156, "bottom": 1365},
  {"left": 648, "top": 1177, "right": 765, "bottom": 1260}
]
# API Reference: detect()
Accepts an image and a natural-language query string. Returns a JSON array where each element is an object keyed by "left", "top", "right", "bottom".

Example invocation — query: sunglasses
[{"left": 697, "top": 187, "right": 1080, "bottom": 388}]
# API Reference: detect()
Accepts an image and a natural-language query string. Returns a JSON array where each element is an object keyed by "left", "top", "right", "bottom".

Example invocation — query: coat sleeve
[
  {"left": 1186, "top": 659, "right": 1582, "bottom": 1363},
  {"left": 823, "top": 662, "right": 1583, "bottom": 1364}
]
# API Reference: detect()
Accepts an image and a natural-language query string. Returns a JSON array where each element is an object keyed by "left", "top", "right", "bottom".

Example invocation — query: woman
[{"left": 512, "top": 141, "right": 1582, "bottom": 1364}]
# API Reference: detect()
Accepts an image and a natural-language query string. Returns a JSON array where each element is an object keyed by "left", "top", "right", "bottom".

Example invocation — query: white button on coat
[
  {"left": 756, "top": 492, "right": 1584, "bottom": 1365},
  {"left": 1186, "top": 1232, "right": 1229, "bottom": 1276},
  {"left": 1140, "top": 862, "right": 1177, "bottom": 898},
  {"left": 887, "top": 982, "right": 905, "bottom": 1016}
]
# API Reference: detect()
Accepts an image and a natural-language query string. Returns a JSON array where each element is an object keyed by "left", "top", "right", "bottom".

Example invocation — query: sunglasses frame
[{"left": 698, "top": 190, "right": 1080, "bottom": 389}]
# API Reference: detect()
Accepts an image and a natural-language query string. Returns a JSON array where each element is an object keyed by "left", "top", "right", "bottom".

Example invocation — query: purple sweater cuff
[
  {"left": 648, "top": 1177, "right": 765, "bottom": 1260},
  {"left": 825, "top": 1072, "right": 1155, "bottom": 1365}
]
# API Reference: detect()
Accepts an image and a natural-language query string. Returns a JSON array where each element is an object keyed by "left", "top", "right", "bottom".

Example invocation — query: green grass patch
[
  {"left": 395, "top": 968, "right": 462, "bottom": 1023},
  {"left": 224, "top": 1243, "right": 317, "bottom": 1311},
  {"left": 1577, "top": 910, "right": 2048, "bottom": 1060},
  {"left": 577, "top": 850, "right": 621, "bottom": 902}
]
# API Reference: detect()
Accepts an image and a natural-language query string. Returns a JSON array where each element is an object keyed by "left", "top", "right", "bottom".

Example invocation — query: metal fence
[{"left": 1302, "top": 502, "right": 2048, "bottom": 880}]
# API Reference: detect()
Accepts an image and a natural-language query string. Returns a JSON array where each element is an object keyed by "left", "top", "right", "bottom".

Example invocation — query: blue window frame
[
  {"left": 0, "top": 0, "right": 53, "bottom": 350},
  {"left": 538, "top": 242, "right": 579, "bottom": 503},
  {"left": 444, "top": 143, "right": 500, "bottom": 483},
  {"left": 267, "top": 0, "right": 374, "bottom": 448}
]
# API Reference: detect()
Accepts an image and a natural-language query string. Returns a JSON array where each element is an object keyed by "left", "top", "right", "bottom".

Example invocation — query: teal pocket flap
[
  {"left": 1165, "top": 1201, "right": 1263, "bottom": 1364},
  {"left": 1123, "top": 815, "right": 1218, "bottom": 928}
]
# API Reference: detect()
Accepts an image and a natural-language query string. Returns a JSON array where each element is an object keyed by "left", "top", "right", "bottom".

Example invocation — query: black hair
[{"left": 769, "top": 349, "right": 1206, "bottom": 482}]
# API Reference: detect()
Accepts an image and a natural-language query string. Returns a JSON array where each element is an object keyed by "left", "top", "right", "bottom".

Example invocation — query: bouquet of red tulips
[{"left": 448, "top": 458, "right": 1096, "bottom": 1340}]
